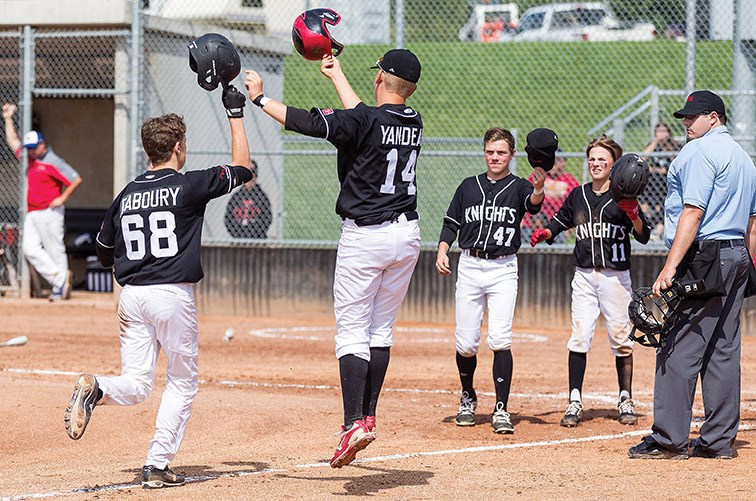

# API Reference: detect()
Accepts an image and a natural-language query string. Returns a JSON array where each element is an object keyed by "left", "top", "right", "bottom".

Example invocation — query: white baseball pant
[
  {"left": 97, "top": 283, "right": 199, "bottom": 469},
  {"left": 23, "top": 207, "right": 68, "bottom": 289},
  {"left": 455, "top": 252, "right": 519, "bottom": 356},
  {"left": 568, "top": 267, "right": 634, "bottom": 356},
  {"left": 334, "top": 214, "right": 421, "bottom": 361}
]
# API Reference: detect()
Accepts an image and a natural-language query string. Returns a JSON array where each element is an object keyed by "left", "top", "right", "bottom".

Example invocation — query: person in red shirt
[{"left": 3, "top": 103, "right": 83, "bottom": 300}]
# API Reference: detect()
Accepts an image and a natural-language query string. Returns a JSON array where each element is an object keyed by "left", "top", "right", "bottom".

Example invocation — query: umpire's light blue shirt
[{"left": 664, "top": 126, "right": 756, "bottom": 248}]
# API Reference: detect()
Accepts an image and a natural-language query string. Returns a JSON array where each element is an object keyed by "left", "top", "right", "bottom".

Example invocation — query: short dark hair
[
  {"left": 141, "top": 114, "right": 186, "bottom": 165},
  {"left": 484, "top": 127, "right": 515, "bottom": 152}
]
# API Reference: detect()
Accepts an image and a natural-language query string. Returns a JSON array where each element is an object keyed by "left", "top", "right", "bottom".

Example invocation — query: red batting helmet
[{"left": 292, "top": 8, "right": 344, "bottom": 61}]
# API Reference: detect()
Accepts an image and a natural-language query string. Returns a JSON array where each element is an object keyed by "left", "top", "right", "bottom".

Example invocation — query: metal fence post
[
  {"left": 731, "top": 0, "right": 756, "bottom": 152},
  {"left": 129, "top": 0, "right": 143, "bottom": 182},
  {"left": 395, "top": 0, "right": 404, "bottom": 48},
  {"left": 684, "top": 0, "right": 697, "bottom": 95},
  {"left": 18, "top": 25, "right": 33, "bottom": 298}
]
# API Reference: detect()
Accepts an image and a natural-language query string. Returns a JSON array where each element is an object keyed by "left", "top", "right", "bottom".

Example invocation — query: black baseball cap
[
  {"left": 525, "top": 128, "right": 559, "bottom": 171},
  {"left": 371, "top": 49, "right": 421, "bottom": 83},
  {"left": 673, "top": 90, "right": 726, "bottom": 118}
]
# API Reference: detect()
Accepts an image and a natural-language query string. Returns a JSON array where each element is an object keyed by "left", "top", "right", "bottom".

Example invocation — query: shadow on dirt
[{"left": 276, "top": 464, "right": 433, "bottom": 496}]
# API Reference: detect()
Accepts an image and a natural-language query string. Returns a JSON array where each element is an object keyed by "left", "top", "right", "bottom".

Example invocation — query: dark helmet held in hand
[
  {"left": 188, "top": 33, "right": 241, "bottom": 91},
  {"left": 610, "top": 153, "right": 650, "bottom": 200}
]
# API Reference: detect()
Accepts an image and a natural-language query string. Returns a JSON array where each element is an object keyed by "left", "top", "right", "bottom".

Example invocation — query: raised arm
[
  {"left": 320, "top": 55, "right": 361, "bottom": 109},
  {"left": 2, "top": 103, "right": 21, "bottom": 152},
  {"left": 244, "top": 70, "right": 287, "bottom": 125},
  {"left": 222, "top": 85, "right": 251, "bottom": 168}
]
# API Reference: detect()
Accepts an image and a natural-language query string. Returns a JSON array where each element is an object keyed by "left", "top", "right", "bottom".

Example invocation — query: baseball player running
[
  {"left": 63, "top": 85, "right": 253, "bottom": 488},
  {"left": 244, "top": 49, "right": 422, "bottom": 467},
  {"left": 531, "top": 136, "right": 650, "bottom": 427},
  {"left": 436, "top": 127, "right": 546, "bottom": 434}
]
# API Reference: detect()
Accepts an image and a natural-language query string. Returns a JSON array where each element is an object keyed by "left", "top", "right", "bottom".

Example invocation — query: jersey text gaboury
[
  {"left": 574, "top": 222, "right": 627, "bottom": 241},
  {"left": 380, "top": 125, "right": 422, "bottom": 146},
  {"left": 120, "top": 186, "right": 180, "bottom": 213},
  {"left": 465, "top": 205, "right": 518, "bottom": 224}
]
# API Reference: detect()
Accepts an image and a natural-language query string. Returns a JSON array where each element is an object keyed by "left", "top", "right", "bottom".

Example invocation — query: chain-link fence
[{"left": 1, "top": 0, "right": 755, "bottom": 296}]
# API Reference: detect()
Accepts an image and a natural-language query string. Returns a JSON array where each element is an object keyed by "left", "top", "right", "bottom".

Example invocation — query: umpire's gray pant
[{"left": 650, "top": 242, "right": 751, "bottom": 455}]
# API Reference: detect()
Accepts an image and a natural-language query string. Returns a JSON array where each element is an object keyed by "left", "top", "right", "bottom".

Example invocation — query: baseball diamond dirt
[{"left": 1, "top": 293, "right": 755, "bottom": 499}]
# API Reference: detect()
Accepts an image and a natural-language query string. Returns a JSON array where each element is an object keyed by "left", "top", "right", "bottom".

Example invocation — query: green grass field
[{"left": 281, "top": 40, "right": 734, "bottom": 241}]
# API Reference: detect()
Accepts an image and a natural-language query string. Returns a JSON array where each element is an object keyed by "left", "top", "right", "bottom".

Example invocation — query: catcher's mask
[
  {"left": 628, "top": 279, "right": 705, "bottom": 348},
  {"left": 188, "top": 33, "right": 241, "bottom": 91},
  {"left": 610, "top": 153, "right": 650, "bottom": 200},
  {"left": 524, "top": 128, "right": 559, "bottom": 171},
  {"left": 292, "top": 8, "right": 344, "bottom": 61}
]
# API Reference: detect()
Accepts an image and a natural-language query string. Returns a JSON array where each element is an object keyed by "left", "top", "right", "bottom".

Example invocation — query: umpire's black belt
[
  {"left": 463, "top": 248, "right": 511, "bottom": 260},
  {"left": 691, "top": 239, "right": 744, "bottom": 251}
]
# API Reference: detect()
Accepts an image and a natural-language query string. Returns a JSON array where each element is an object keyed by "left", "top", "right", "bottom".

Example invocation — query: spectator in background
[
  {"left": 522, "top": 150, "right": 579, "bottom": 242},
  {"left": 2, "top": 103, "right": 82, "bottom": 300},
  {"left": 642, "top": 122, "right": 680, "bottom": 240},
  {"left": 224, "top": 160, "right": 272, "bottom": 239}
]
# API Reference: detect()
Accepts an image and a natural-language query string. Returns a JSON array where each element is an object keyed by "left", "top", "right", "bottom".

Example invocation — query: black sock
[
  {"left": 456, "top": 352, "right": 477, "bottom": 401},
  {"left": 568, "top": 351, "right": 587, "bottom": 399},
  {"left": 615, "top": 354, "right": 633, "bottom": 398},
  {"left": 96, "top": 388, "right": 104, "bottom": 403},
  {"left": 362, "top": 347, "right": 390, "bottom": 417},
  {"left": 339, "top": 354, "right": 369, "bottom": 428},
  {"left": 492, "top": 349, "right": 513, "bottom": 411}
]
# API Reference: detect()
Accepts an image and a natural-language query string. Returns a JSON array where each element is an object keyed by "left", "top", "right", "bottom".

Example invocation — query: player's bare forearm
[
  {"left": 320, "top": 55, "right": 361, "bottom": 109},
  {"left": 436, "top": 242, "right": 451, "bottom": 275},
  {"left": 2, "top": 104, "right": 20, "bottom": 152},
  {"left": 261, "top": 99, "right": 287, "bottom": 125},
  {"left": 244, "top": 69, "right": 287, "bottom": 125},
  {"left": 229, "top": 118, "right": 251, "bottom": 168},
  {"left": 653, "top": 205, "right": 703, "bottom": 294}
]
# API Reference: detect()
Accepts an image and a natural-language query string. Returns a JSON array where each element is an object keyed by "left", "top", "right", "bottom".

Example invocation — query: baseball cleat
[
  {"left": 492, "top": 403, "right": 514, "bottom": 434},
  {"left": 330, "top": 419, "right": 375, "bottom": 468},
  {"left": 627, "top": 438, "right": 688, "bottom": 460},
  {"left": 141, "top": 465, "right": 186, "bottom": 488},
  {"left": 560, "top": 400, "right": 583, "bottom": 427},
  {"left": 364, "top": 415, "right": 376, "bottom": 434},
  {"left": 64, "top": 373, "right": 99, "bottom": 440},
  {"left": 455, "top": 392, "right": 477, "bottom": 426},
  {"left": 618, "top": 397, "right": 638, "bottom": 425}
]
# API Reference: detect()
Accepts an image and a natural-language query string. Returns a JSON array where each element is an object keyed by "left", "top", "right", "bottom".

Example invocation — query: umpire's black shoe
[
  {"left": 627, "top": 438, "right": 688, "bottom": 460},
  {"left": 689, "top": 438, "right": 735, "bottom": 459},
  {"left": 141, "top": 465, "right": 186, "bottom": 489}
]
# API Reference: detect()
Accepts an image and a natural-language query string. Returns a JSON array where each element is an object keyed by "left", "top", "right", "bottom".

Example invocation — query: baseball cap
[
  {"left": 525, "top": 128, "right": 559, "bottom": 171},
  {"left": 371, "top": 49, "right": 421, "bottom": 83},
  {"left": 673, "top": 90, "right": 726, "bottom": 118},
  {"left": 23, "top": 130, "right": 44, "bottom": 149}
]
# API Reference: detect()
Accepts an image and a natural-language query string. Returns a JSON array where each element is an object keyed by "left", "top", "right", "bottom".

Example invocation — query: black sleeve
[
  {"left": 233, "top": 165, "right": 254, "bottom": 185},
  {"left": 285, "top": 106, "right": 329, "bottom": 139},
  {"left": 95, "top": 200, "right": 118, "bottom": 268},
  {"left": 439, "top": 184, "right": 464, "bottom": 246},
  {"left": 546, "top": 190, "right": 575, "bottom": 241}
]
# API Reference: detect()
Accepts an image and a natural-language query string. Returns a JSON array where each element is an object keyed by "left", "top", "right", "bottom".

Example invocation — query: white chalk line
[
  {"left": 248, "top": 326, "right": 548, "bottom": 343},
  {"left": 6, "top": 424, "right": 756, "bottom": 501}
]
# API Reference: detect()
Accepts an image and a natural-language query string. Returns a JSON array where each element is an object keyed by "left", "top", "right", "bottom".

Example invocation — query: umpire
[{"left": 628, "top": 90, "right": 756, "bottom": 459}]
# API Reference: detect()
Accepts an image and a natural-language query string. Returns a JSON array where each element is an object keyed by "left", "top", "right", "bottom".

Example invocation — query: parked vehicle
[
  {"left": 503, "top": 2, "right": 655, "bottom": 42},
  {"left": 459, "top": 3, "right": 519, "bottom": 42}
]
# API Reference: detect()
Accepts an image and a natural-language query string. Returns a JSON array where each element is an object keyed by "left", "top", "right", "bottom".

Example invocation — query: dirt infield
[{"left": 2, "top": 293, "right": 756, "bottom": 500}]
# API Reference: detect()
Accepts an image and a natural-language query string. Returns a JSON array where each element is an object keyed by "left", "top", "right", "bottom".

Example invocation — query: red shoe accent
[
  {"left": 364, "top": 415, "right": 376, "bottom": 433},
  {"left": 330, "top": 419, "right": 375, "bottom": 468}
]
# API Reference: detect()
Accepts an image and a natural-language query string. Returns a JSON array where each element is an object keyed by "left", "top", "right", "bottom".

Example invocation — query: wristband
[
  {"left": 253, "top": 95, "right": 270, "bottom": 108},
  {"left": 533, "top": 187, "right": 544, "bottom": 195}
]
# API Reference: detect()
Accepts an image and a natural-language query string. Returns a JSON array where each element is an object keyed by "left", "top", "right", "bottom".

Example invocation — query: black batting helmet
[
  {"left": 188, "top": 33, "right": 241, "bottom": 91},
  {"left": 610, "top": 153, "right": 650, "bottom": 199},
  {"left": 292, "top": 8, "right": 344, "bottom": 61}
]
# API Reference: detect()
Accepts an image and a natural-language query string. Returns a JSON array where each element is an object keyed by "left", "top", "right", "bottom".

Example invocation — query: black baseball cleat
[
  {"left": 688, "top": 438, "right": 736, "bottom": 459},
  {"left": 627, "top": 438, "right": 688, "bottom": 460},
  {"left": 64, "top": 373, "right": 99, "bottom": 440},
  {"left": 141, "top": 465, "right": 186, "bottom": 488}
]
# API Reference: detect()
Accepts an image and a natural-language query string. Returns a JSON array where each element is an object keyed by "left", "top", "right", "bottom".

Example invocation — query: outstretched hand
[
  {"left": 530, "top": 228, "right": 550, "bottom": 247},
  {"left": 222, "top": 85, "right": 246, "bottom": 118}
]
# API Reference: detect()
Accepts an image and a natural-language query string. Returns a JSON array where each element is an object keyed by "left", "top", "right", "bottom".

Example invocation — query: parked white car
[{"left": 504, "top": 2, "right": 656, "bottom": 42}]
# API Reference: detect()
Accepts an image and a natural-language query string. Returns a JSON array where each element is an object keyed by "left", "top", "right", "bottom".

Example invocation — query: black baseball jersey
[
  {"left": 440, "top": 173, "right": 542, "bottom": 256},
  {"left": 96, "top": 165, "right": 252, "bottom": 286},
  {"left": 545, "top": 184, "right": 651, "bottom": 270},
  {"left": 286, "top": 102, "right": 422, "bottom": 226}
]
